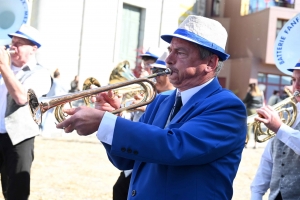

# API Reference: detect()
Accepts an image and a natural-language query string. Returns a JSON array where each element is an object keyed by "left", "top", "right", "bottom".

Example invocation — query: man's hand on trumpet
[
  {"left": 56, "top": 90, "right": 122, "bottom": 135},
  {"left": 131, "top": 93, "right": 146, "bottom": 112},
  {"left": 254, "top": 105, "right": 282, "bottom": 133},
  {"left": 89, "top": 84, "right": 122, "bottom": 112},
  {"left": 0, "top": 47, "right": 11, "bottom": 73},
  {"left": 56, "top": 106, "right": 105, "bottom": 136},
  {"left": 94, "top": 90, "right": 122, "bottom": 112}
]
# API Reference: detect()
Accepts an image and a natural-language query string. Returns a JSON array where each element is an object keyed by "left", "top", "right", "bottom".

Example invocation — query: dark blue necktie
[
  {"left": 170, "top": 95, "right": 182, "bottom": 120},
  {"left": 22, "top": 66, "right": 30, "bottom": 71}
]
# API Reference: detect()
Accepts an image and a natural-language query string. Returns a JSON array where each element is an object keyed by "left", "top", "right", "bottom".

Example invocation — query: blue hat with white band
[
  {"left": 287, "top": 60, "right": 300, "bottom": 72},
  {"left": 151, "top": 52, "right": 168, "bottom": 69},
  {"left": 161, "top": 15, "right": 230, "bottom": 61},
  {"left": 8, "top": 24, "right": 41, "bottom": 48}
]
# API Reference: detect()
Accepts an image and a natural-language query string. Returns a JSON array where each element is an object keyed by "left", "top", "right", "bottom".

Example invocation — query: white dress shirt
[
  {"left": 96, "top": 78, "right": 214, "bottom": 145},
  {"left": 0, "top": 58, "right": 51, "bottom": 133},
  {"left": 250, "top": 102, "right": 300, "bottom": 200}
]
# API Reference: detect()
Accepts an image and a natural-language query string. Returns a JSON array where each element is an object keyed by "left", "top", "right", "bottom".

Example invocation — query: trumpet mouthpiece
[
  {"left": 8, "top": 50, "right": 15, "bottom": 54},
  {"left": 165, "top": 68, "right": 172, "bottom": 75},
  {"left": 294, "top": 91, "right": 300, "bottom": 97}
]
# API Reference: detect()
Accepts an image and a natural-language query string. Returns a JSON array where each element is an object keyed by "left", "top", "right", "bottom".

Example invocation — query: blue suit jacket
[{"left": 103, "top": 78, "right": 247, "bottom": 200}]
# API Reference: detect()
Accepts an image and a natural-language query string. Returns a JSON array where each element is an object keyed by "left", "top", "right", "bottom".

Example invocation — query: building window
[
  {"left": 276, "top": 19, "right": 288, "bottom": 37},
  {"left": 211, "top": 0, "right": 220, "bottom": 17},
  {"left": 274, "top": 0, "right": 295, "bottom": 8},
  {"left": 241, "top": 0, "right": 295, "bottom": 16},
  {"left": 119, "top": 4, "right": 144, "bottom": 69},
  {"left": 258, "top": 73, "right": 291, "bottom": 101}
]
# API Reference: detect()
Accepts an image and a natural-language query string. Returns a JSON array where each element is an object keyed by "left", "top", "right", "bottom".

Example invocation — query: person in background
[
  {"left": 0, "top": 24, "right": 52, "bottom": 199},
  {"left": 282, "top": 82, "right": 293, "bottom": 99},
  {"left": 113, "top": 52, "right": 175, "bottom": 200},
  {"left": 251, "top": 59, "right": 300, "bottom": 200},
  {"left": 41, "top": 68, "right": 68, "bottom": 137},
  {"left": 139, "top": 47, "right": 163, "bottom": 76},
  {"left": 57, "top": 15, "right": 247, "bottom": 200},
  {"left": 47, "top": 69, "right": 68, "bottom": 97},
  {"left": 69, "top": 75, "right": 84, "bottom": 107},
  {"left": 129, "top": 51, "right": 176, "bottom": 120},
  {"left": 150, "top": 52, "right": 175, "bottom": 94},
  {"left": 243, "top": 82, "right": 264, "bottom": 148},
  {"left": 268, "top": 90, "right": 282, "bottom": 106},
  {"left": 69, "top": 75, "right": 80, "bottom": 93}
]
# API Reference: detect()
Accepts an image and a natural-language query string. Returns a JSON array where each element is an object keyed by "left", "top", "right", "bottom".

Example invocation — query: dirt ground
[{"left": 0, "top": 132, "right": 270, "bottom": 200}]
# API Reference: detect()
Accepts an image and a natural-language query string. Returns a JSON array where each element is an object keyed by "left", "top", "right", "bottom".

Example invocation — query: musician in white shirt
[
  {"left": 0, "top": 25, "right": 51, "bottom": 200},
  {"left": 251, "top": 61, "right": 300, "bottom": 200}
]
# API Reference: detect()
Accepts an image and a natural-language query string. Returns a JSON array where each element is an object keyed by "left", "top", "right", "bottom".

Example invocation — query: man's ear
[
  {"left": 32, "top": 45, "right": 38, "bottom": 52},
  {"left": 206, "top": 55, "right": 219, "bottom": 72}
]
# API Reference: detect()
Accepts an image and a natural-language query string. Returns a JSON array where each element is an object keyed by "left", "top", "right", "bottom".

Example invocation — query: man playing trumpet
[
  {"left": 0, "top": 24, "right": 52, "bottom": 199},
  {"left": 57, "top": 15, "right": 247, "bottom": 199},
  {"left": 251, "top": 60, "right": 300, "bottom": 200}
]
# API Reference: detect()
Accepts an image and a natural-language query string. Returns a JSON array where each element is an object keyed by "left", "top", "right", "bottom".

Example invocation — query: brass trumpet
[
  {"left": 27, "top": 68, "right": 172, "bottom": 125},
  {"left": 247, "top": 90, "right": 300, "bottom": 143}
]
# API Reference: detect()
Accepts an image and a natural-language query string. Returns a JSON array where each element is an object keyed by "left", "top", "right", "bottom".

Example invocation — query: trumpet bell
[
  {"left": 28, "top": 89, "right": 43, "bottom": 125},
  {"left": 0, "top": 0, "right": 29, "bottom": 45}
]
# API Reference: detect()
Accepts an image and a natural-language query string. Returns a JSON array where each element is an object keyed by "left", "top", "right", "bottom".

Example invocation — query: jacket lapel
[
  {"left": 169, "top": 78, "right": 222, "bottom": 124},
  {"left": 151, "top": 90, "right": 177, "bottom": 128}
]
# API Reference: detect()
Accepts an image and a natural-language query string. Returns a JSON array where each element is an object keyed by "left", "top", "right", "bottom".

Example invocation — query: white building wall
[
  {"left": 295, "top": 0, "right": 300, "bottom": 10},
  {"left": 30, "top": 0, "right": 182, "bottom": 87},
  {"left": 31, "top": 0, "right": 85, "bottom": 88},
  {"left": 79, "top": 0, "right": 119, "bottom": 86}
]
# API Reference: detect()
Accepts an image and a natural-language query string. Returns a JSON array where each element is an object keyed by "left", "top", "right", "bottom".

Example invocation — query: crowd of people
[{"left": 0, "top": 14, "right": 299, "bottom": 200}]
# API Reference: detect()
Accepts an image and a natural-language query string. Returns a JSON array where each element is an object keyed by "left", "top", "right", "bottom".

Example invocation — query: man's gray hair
[{"left": 194, "top": 44, "right": 224, "bottom": 76}]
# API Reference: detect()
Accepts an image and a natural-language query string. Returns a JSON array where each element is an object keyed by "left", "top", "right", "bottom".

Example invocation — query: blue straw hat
[
  {"left": 150, "top": 52, "right": 168, "bottom": 69},
  {"left": 8, "top": 24, "right": 41, "bottom": 48},
  {"left": 140, "top": 47, "right": 163, "bottom": 59},
  {"left": 161, "top": 15, "right": 229, "bottom": 61},
  {"left": 287, "top": 60, "right": 300, "bottom": 72}
]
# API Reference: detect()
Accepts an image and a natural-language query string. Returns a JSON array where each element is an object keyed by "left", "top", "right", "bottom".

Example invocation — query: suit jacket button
[
  {"left": 131, "top": 190, "right": 136, "bottom": 196},
  {"left": 133, "top": 150, "right": 138, "bottom": 155},
  {"left": 127, "top": 148, "right": 132, "bottom": 153},
  {"left": 121, "top": 147, "right": 126, "bottom": 152}
]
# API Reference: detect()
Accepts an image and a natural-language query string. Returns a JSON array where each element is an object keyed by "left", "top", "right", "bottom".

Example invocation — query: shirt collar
[
  {"left": 11, "top": 57, "right": 37, "bottom": 73},
  {"left": 178, "top": 78, "right": 214, "bottom": 106}
]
